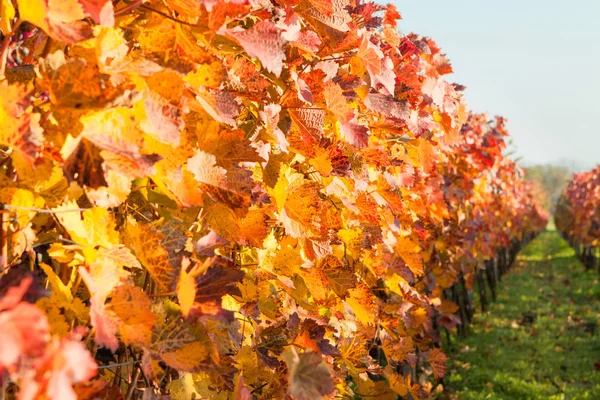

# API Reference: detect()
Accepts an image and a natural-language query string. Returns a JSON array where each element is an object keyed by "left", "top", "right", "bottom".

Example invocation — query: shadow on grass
[{"left": 440, "top": 231, "right": 600, "bottom": 400}]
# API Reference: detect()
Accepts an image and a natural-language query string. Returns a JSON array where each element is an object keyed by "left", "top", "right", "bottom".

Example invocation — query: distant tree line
[{"left": 524, "top": 164, "right": 573, "bottom": 213}]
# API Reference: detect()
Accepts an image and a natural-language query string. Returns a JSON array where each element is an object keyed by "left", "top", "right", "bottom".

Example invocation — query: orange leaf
[
  {"left": 323, "top": 82, "right": 355, "bottom": 124},
  {"left": 108, "top": 283, "right": 157, "bottom": 347},
  {"left": 428, "top": 348, "right": 449, "bottom": 379}
]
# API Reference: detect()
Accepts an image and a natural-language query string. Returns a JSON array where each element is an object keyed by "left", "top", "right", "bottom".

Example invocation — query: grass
[{"left": 440, "top": 229, "right": 600, "bottom": 400}]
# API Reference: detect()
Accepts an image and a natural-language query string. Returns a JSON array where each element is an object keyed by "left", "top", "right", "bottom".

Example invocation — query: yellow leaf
[
  {"left": 40, "top": 262, "right": 73, "bottom": 304},
  {"left": 203, "top": 203, "right": 239, "bottom": 242},
  {"left": 337, "top": 228, "right": 363, "bottom": 259},
  {"left": 183, "top": 61, "right": 225, "bottom": 90},
  {"left": 55, "top": 203, "right": 119, "bottom": 262},
  {"left": 0, "top": 187, "right": 44, "bottom": 228},
  {"left": 345, "top": 286, "right": 377, "bottom": 326},
  {"left": 271, "top": 239, "right": 303, "bottom": 276},
  {"left": 177, "top": 266, "right": 197, "bottom": 318},
  {"left": 95, "top": 26, "right": 129, "bottom": 69},
  {"left": 16, "top": 0, "right": 48, "bottom": 29},
  {"left": 167, "top": 373, "right": 228, "bottom": 400},
  {"left": 0, "top": 0, "right": 15, "bottom": 34},
  {"left": 36, "top": 298, "right": 70, "bottom": 337},
  {"left": 87, "top": 169, "right": 132, "bottom": 208},
  {"left": 166, "top": 374, "right": 202, "bottom": 400}
]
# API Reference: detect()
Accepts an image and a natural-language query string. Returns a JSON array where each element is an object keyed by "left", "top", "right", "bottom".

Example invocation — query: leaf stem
[
  {"left": 98, "top": 359, "right": 141, "bottom": 369},
  {"left": 1, "top": 204, "right": 90, "bottom": 214},
  {"left": 140, "top": 4, "right": 197, "bottom": 27}
]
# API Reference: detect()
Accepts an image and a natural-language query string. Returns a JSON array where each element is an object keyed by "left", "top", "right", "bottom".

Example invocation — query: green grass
[{"left": 440, "top": 229, "right": 600, "bottom": 400}]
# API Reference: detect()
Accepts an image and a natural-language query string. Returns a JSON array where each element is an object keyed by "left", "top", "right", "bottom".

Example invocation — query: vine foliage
[{"left": 0, "top": 0, "right": 546, "bottom": 398}]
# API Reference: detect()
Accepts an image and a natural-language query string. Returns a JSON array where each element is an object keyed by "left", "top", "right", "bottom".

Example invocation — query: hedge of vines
[
  {"left": 0, "top": 0, "right": 547, "bottom": 399},
  {"left": 556, "top": 166, "right": 600, "bottom": 270}
]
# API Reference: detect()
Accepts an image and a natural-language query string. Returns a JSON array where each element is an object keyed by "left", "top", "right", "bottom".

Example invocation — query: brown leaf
[
  {"left": 124, "top": 219, "right": 186, "bottom": 292},
  {"left": 428, "top": 347, "right": 448, "bottom": 380},
  {"left": 289, "top": 108, "right": 325, "bottom": 140},
  {"left": 62, "top": 137, "right": 107, "bottom": 189},
  {"left": 142, "top": 318, "right": 216, "bottom": 380},
  {"left": 323, "top": 269, "right": 356, "bottom": 299},
  {"left": 283, "top": 349, "right": 335, "bottom": 400}
]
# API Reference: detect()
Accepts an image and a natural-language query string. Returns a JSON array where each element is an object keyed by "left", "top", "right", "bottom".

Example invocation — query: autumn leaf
[
  {"left": 177, "top": 263, "right": 197, "bottom": 319},
  {"left": 384, "top": 4, "right": 402, "bottom": 26},
  {"left": 19, "top": 332, "right": 97, "bottom": 400},
  {"left": 364, "top": 93, "right": 410, "bottom": 121},
  {"left": 295, "top": 0, "right": 351, "bottom": 33},
  {"left": 142, "top": 316, "right": 216, "bottom": 380},
  {"left": 0, "top": 82, "right": 43, "bottom": 172},
  {"left": 356, "top": 36, "right": 381, "bottom": 77},
  {"left": 0, "top": 277, "right": 50, "bottom": 371},
  {"left": 428, "top": 347, "right": 449, "bottom": 380},
  {"left": 17, "top": 0, "right": 94, "bottom": 43},
  {"left": 79, "top": 0, "right": 114, "bottom": 26},
  {"left": 124, "top": 218, "right": 186, "bottom": 292},
  {"left": 194, "top": 89, "right": 240, "bottom": 126},
  {"left": 289, "top": 107, "right": 326, "bottom": 140},
  {"left": 224, "top": 21, "right": 286, "bottom": 77},
  {"left": 107, "top": 283, "right": 157, "bottom": 347},
  {"left": 283, "top": 349, "right": 335, "bottom": 400},
  {"left": 340, "top": 122, "right": 369, "bottom": 148},
  {"left": 323, "top": 82, "right": 355, "bottom": 124},
  {"left": 0, "top": 0, "right": 15, "bottom": 34},
  {"left": 55, "top": 204, "right": 120, "bottom": 262},
  {"left": 396, "top": 235, "right": 424, "bottom": 277}
]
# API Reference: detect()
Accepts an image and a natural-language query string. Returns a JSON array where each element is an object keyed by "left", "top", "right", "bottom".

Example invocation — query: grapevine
[{"left": 0, "top": 1, "right": 547, "bottom": 398}]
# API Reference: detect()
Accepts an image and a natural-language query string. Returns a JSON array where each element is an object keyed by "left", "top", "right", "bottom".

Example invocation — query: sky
[{"left": 393, "top": 0, "right": 600, "bottom": 169}]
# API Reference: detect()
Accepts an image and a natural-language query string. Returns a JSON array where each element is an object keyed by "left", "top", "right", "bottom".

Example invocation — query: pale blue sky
[{"left": 394, "top": 0, "right": 599, "bottom": 168}]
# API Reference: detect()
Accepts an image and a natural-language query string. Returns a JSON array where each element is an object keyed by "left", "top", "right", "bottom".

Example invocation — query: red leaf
[
  {"left": 340, "top": 122, "right": 369, "bottom": 148},
  {"left": 0, "top": 303, "right": 50, "bottom": 371},
  {"left": 79, "top": 0, "right": 114, "bottom": 26},
  {"left": 20, "top": 333, "right": 97, "bottom": 400},
  {"left": 225, "top": 21, "right": 286, "bottom": 76}
]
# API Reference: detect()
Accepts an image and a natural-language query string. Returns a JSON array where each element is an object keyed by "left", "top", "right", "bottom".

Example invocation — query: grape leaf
[{"left": 283, "top": 349, "right": 335, "bottom": 400}]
